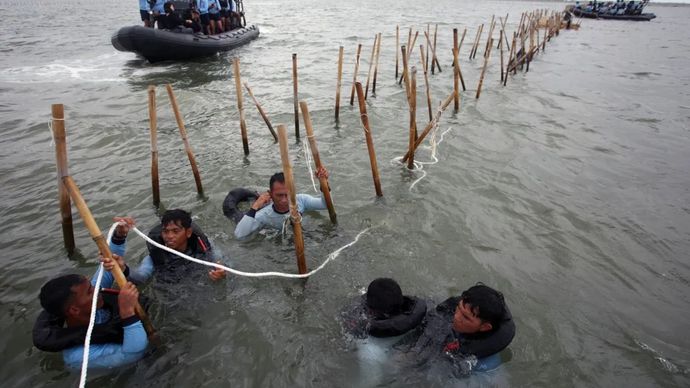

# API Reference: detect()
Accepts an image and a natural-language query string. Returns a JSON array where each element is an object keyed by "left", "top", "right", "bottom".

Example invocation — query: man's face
[
  {"left": 452, "top": 300, "right": 492, "bottom": 334},
  {"left": 161, "top": 221, "right": 192, "bottom": 252},
  {"left": 269, "top": 181, "right": 290, "bottom": 212},
  {"left": 67, "top": 278, "right": 103, "bottom": 322}
]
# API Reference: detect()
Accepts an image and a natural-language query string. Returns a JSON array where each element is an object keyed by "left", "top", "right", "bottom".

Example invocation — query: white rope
[
  {"left": 392, "top": 126, "right": 453, "bottom": 191},
  {"left": 302, "top": 141, "right": 318, "bottom": 193},
  {"left": 79, "top": 223, "right": 118, "bottom": 388},
  {"left": 129, "top": 225, "right": 370, "bottom": 278}
]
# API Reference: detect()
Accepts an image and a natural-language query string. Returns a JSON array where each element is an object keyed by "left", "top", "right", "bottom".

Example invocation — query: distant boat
[
  {"left": 111, "top": 25, "right": 259, "bottom": 62},
  {"left": 572, "top": 8, "right": 656, "bottom": 21}
]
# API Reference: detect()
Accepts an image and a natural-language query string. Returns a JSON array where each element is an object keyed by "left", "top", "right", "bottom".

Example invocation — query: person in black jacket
[{"left": 160, "top": 1, "right": 184, "bottom": 29}]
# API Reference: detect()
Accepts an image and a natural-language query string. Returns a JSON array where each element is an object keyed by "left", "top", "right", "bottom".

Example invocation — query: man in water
[
  {"left": 234, "top": 168, "right": 330, "bottom": 239},
  {"left": 104, "top": 209, "right": 227, "bottom": 284},
  {"left": 34, "top": 271, "right": 148, "bottom": 369}
]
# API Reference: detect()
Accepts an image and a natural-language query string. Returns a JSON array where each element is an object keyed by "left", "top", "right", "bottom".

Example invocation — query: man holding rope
[
  {"left": 234, "top": 168, "right": 330, "bottom": 239},
  {"left": 103, "top": 209, "right": 227, "bottom": 283}
]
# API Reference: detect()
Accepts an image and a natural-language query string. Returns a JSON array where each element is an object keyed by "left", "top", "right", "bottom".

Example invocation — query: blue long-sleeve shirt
[
  {"left": 197, "top": 0, "right": 209, "bottom": 14},
  {"left": 208, "top": 0, "right": 221, "bottom": 14},
  {"left": 234, "top": 193, "right": 327, "bottom": 239},
  {"left": 152, "top": 0, "right": 165, "bottom": 14},
  {"left": 61, "top": 267, "right": 148, "bottom": 370},
  {"left": 139, "top": 0, "right": 150, "bottom": 11}
]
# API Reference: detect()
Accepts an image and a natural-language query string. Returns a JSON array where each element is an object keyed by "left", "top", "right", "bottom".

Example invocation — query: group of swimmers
[
  {"left": 139, "top": 0, "right": 243, "bottom": 35},
  {"left": 32, "top": 170, "right": 515, "bottom": 376},
  {"left": 574, "top": 0, "right": 649, "bottom": 15}
]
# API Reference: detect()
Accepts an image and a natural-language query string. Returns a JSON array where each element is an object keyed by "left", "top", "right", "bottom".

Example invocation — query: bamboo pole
[
  {"left": 395, "top": 25, "right": 400, "bottom": 79},
  {"left": 399, "top": 31, "right": 418, "bottom": 85},
  {"left": 419, "top": 45, "right": 433, "bottom": 122},
  {"left": 476, "top": 38, "right": 494, "bottom": 99},
  {"left": 425, "top": 24, "right": 430, "bottom": 72},
  {"left": 457, "top": 28, "right": 467, "bottom": 91},
  {"left": 244, "top": 82, "right": 278, "bottom": 141},
  {"left": 335, "top": 46, "right": 344, "bottom": 120},
  {"left": 372, "top": 32, "right": 382, "bottom": 95},
  {"left": 62, "top": 176, "right": 156, "bottom": 337},
  {"left": 276, "top": 124, "right": 307, "bottom": 274},
  {"left": 51, "top": 104, "right": 75, "bottom": 255},
  {"left": 499, "top": 29, "right": 505, "bottom": 83},
  {"left": 453, "top": 28, "right": 459, "bottom": 111},
  {"left": 432, "top": 24, "right": 441, "bottom": 73},
  {"left": 354, "top": 82, "right": 383, "bottom": 197},
  {"left": 292, "top": 53, "right": 299, "bottom": 139},
  {"left": 349, "top": 43, "right": 362, "bottom": 106},
  {"left": 165, "top": 84, "right": 204, "bottom": 194},
  {"left": 407, "top": 67, "right": 417, "bottom": 170},
  {"left": 400, "top": 45, "right": 411, "bottom": 105},
  {"left": 299, "top": 101, "right": 337, "bottom": 224},
  {"left": 470, "top": 24, "right": 483, "bottom": 59},
  {"left": 424, "top": 31, "right": 442, "bottom": 75},
  {"left": 231, "top": 59, "right": 250, "bottom": 155},
  {"left": 402, "top": 91, "right": 454, "bottom": 164},
  {"left": 147, "top": 86, "right": 160, "bottom": 207},
  {"left": 483, "top": 16, "right": 496, "bottom": 59},
  {"left": 364, "top": 34, "right": 378, "bottom": 99}
]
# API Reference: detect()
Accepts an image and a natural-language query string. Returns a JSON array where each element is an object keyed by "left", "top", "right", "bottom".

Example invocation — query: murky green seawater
[{"left": 1, "top": 0, "right": 689, "bottom": 386}]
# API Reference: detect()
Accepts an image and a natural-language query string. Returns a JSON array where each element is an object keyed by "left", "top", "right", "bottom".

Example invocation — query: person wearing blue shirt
[
  {"left": 36, "top": 271, "right": 148, "bottom": 370},
  {"left": 234, "top": 168, "right": 330, "bottom": 240},
  {"left": 197, "top": 0, "right": 211, "bottom": 35},
  {"left": 139, "top": 0, "right": 151, "bottom": 27},
  {"left": 151, "top": 0, "right": 166, "bottom": 28},
  {"left": 104, "top": 209, "right": 227, "bottom": 284},
  {"left": 207, "top": 0, "right": 222, "bottom": 34}
]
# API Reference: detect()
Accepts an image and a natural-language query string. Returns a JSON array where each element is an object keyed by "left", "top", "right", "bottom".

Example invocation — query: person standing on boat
[
  {"left": 208, "top": 0, "right": 222, "bottom": 35},
  {"left": 197, "top": 0, "right": 211, "bottom": 35},
  {"left": 152, "top": 0, "right": 166, "bottom": 28},
  {"left": 234, "top": 169, "right": 330, "bottom": 240},
  {"left": 139, "top": 0, "right": 152, "bottom": 27}
]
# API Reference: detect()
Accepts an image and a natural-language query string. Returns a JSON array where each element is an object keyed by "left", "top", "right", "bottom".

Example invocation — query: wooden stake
[
  {"left": 419, "top": 44, "right": 433, "bottom": 122},
  {"left": 372, "top": 33, "right": 382, "bottom": 96},
  {"left": 432, "top": 24, "right": 441, "bottom": 73},
  {"left": 244, "top": 82, "right": 278, "bottom": 141},
  {"left": 499, "top": 29, "right": 505, "bottom": 83},
  {"left": 62, "top": 176, "right": 156, "bottom": 337},
  {"left": 165, "top": 84, "right": 204, "bottom": 194},
  {"left": 395, "top": 25, "right": 400, "bottom": 79},
  {"left": 299, "top": 101, "right": 337, "bottom": 224},
  {"left": 335, "top": 46, "right": 344, "bottom": 120},
  {"left": 231, "top": 59, "right": 250, "bottom": 155},
  {"left": 425, "top": 24, "right": 430, "bottom": 72},
  {"left": 292, "top": 53, "right": 299, "bottom": 138},
  {"left": 276, "top": 124, "right": 307, "bottom": 274},
  {"left": 400, "top": 45, "right": 411, "bottom": 105},
  {"left": 354, "top": 82, "right": 383, "bottom": 197},
  {"left": 51, "top": 104, "right": 75, "bottom": 255},
  {"left": 453, "top": 28, "right": 460, "bottom": 111},
  {"left": 147, "top": 86, "right": 160, "bottom": 207},
  {"left": 399, "top": 31, "right": 419, "bottom": 84},
  {"left": 364, "top": 34, "right": 378, "bottom": 99},
  {"left": 402, "top": 91, "right": 454, "bottom": 164},
  {"left": 424, "top": 31, "right": 442, "bottom": 75},
  {"left": 476, "top": 38, "right": 494, "bottom": 99},
  {"left": 349, "top": 43, "right": 362, "bottom": 106},
  {"left": 407, "top": 67, "right": 417, "bottom": 170},
  {"left": 483, "top": 16, "right": 496, "bottom": 58}
]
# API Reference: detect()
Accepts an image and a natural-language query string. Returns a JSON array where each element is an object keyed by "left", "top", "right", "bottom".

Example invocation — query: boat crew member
[
  {"left": 208, "top": 0, "right": 222, "bottom": 35},
  {"left": 104, "top": 210, "right": 227, "bottom": 284},
  {"left": 139, "top": 0, "right": 152, "bottom": 27},
  {"left": 219, "top": 0, "right": 230, "bottom": 32},
  {"left": 185, "top": 9, "right": 203, "bottom": 33},
  {"left": 33, "top": 272, "right": 148, "bottom": 369},
  {"left": 197, "top": 0, "right": 211, "bottom": 35},
  {"left": 161, "top": 1, "right": 183, "bottom": 29},
  {"left": 234, "top": 168, "right": 330, "bottom": 239},
  {"left": 152, "top": 0, "right": 166, "bottom": 29}
]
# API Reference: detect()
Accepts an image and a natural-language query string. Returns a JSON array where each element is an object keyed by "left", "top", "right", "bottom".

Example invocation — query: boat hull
[{"left": 572, "top": 8, "right": 656, "bottom": 21}]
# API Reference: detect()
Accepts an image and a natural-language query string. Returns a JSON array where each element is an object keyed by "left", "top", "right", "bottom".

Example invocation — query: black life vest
[
  {"left": 436, "top": 296, "right": 516, "bottom": 359},
  {"left": 146, "top": 222, "right": 213, "bottom": 283},
  {"left": 32, "top": 292, "right": 124, "bottom": 352}
]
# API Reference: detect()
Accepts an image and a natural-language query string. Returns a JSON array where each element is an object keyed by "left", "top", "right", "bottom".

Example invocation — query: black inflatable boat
[
  {"left": 111, "top": 24, "right": 260, "bottom": 62},
  {"left": 572, "top": 8, "right": 656, "bottom": 21}
]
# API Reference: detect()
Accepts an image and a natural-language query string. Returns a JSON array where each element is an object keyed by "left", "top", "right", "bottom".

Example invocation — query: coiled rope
[
  {"left": 392, "top": 126, "right": 453, "bottom": 191},
  {"left": 79, "top": 223, "right": 371, "bottom": 386}
]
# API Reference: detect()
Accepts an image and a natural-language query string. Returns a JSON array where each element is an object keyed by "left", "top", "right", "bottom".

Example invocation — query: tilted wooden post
[
  {"left": 372, "top": 33, "right": 382, "bottom": 96},
  {"left": 432, "top": 24, "right": 442, "bottom": 73},
  {"left": 61, "top": 176, "right": 156, "bottom": 337},
  {"left": 453, "top": 28, "right": 460, "bottom": 111},
  {"left": 147, "top": 86, "right": 160, "bottom": 207},
  {"left": 51, "top": 104, "right": 75, "bottom": 255},
  {"left": 292, "top": 53, "right": 300, "bottom": 139},
  {"left": 354, "top": 82, "right": 383, "bottom": 197},
  {"left": 349, "top": 43, "right": 363, "bottom": 106},
  {"left": 231, "top": 60, "right": 250, "bottom": 155},
  {"left": 401, "top": 91, "right": 454, "bottom": 164},
  {"left": 419, "top": 44, "right": 433, "bottom": 122},
  {"left": 476, "top": 38, "right": 494, "bottom": 99},
  {"left": 364, "top": 34, "right": 378, "bottom": 99},
  {"left": 276, "top": 124, "right": 307, "bottom": 274},
  {"left": 424, "top": 31, "right": 442, "bottom": 75},
  {"left": 299, "top": 101, "right": 337, "bottom": 224},
  {"left": 335, "top": 46, "right": 344, "bottom": 120},
  {"left": 395, "top": 25, "right": 400, "bottom": 79},
  {"left": 407, "top": 67, "right": 417, "bottom": 170},
  {"left": 499, "top": 30, "right": 505, "bottom": 83},
  {"left": 244, "top": 82, "right": 278, "bottom": 141},
  {"left": 166, "top": 84, "right": 204, "bottom": 194}
]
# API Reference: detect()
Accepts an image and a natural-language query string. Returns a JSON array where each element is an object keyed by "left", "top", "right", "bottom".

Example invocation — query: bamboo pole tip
[
  {"left": 292, "top": 53, "right": 297, "bottom": 58},
  {"left": 51, "top": 104, "right": 64, "bottom": 117}
]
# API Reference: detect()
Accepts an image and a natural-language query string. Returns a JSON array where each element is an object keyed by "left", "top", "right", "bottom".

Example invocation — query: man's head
[
  {"left": 160, "top": 209, "right": 193, "bottom": 252},
  {"left": 452, "top": 283, "right": 506, "bottom": 334},
  {"left": 268, "top": 172, "right": 289, "bottom": 213},
  {"left": 39, "top": 274, "right": 102, "bottom": 325},
  {"left": 366, "top": 278, "right": 404, "bottom": 318},
  {"left": 164, "top": 1, "right": 174, "bottom": 13}
]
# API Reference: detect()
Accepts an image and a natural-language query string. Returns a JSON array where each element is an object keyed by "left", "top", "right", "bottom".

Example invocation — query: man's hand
[
  {"left": 251, "top": 191, "right": 272, "bottom": 210},
  {"left": 315, "top": 166, "right": 329, "bottom": 180},
  {"left": 208, "top": 261, "right": 227, "bottom": 281},
  {"left": 118, "top": 282, "right": 139, "bottom": 319},
  {"left": 113, "top": 216, "right": 136, "bottom": 239},
  {"left": 101, "top": 253, "right": 126, "bottom": 273}
]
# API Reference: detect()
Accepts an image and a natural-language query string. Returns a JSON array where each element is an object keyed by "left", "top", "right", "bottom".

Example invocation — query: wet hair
[
  {"left": 460, "top": 283, "right": 507, "bottom": 328},
  {"left": 164, "top": 1, "right": 174, "bottom": 13},
  {"left": 39, "top": 274, "right": 86, "bottom": 317},
  {"left": 161, "top": 209, "right": 192, "bottom": 229},
  {"left": 366, "top": 278, "right": 404, "bottom": 316},
  {"left": 269, "top": 172, "right": 285, "bottom": 190}
]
